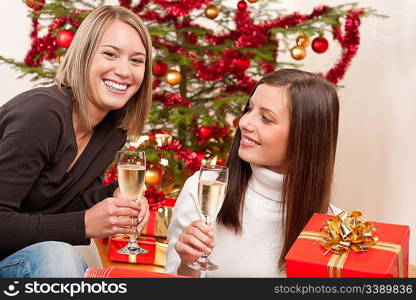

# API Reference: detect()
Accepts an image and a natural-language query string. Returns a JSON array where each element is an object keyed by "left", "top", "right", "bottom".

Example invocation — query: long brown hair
[
  {"left": 217, "top": 69, "right": 339, "bottom": 269},
  {"left": 55, "top": 5, "right": 153, "bottom": 137}
]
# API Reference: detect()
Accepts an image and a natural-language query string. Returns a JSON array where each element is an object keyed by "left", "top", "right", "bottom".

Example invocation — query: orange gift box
[
  {"left": 108, "top": 236, "right": 167, "bottom": 266},
  {"left": 285, "top": 213, "right": 410, "bottom": 278}
]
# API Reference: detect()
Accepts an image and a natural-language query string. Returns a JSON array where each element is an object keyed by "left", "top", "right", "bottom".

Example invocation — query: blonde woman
[{"left": 0, "top": 6, "right": 152, "bottom": 277}]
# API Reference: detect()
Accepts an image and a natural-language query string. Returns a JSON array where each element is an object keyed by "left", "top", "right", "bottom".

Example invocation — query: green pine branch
[{"left": 0, "top": 55, "right": 55, "bottom": 84}]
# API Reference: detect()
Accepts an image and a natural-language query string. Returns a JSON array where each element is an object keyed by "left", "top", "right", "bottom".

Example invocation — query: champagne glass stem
[
  {"left": 130, "top": 216, "right": 138, "bottom": 241},
  {"left": 199, "top": 215, "right": 211, "bottom": 263}
]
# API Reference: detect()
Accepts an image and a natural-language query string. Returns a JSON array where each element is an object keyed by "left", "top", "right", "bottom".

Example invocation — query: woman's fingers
[
  {"left": 115, "top": 216, "right": 139, "bottom": 228},
  {"left": 109, "top": 207, "right": 139, "bottom": 218},
  {"left": 180, "top": 232, "right": 213, "bottom": 254},
  {"left": 175, "top": 221, "right": 216, "bottom": 264},
  {"left": 137, "top": 196, "right": 149, "bottom": 223},
  {"left": 176, "top": 240, "right": 205, "bottom": 259},
  {"left": 110, "top": 197, "right": 140, "bottom": 211},
  {"left": 189, "top": 221, "right": 215, "bottom": 244},
  {"left": 179, "top": 222, "right": 215, "bottom": 251}
]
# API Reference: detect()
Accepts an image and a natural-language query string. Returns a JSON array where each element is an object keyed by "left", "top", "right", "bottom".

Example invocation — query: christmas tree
[{"left": 1, "top": 0, "right": 381, "bottom": 204}]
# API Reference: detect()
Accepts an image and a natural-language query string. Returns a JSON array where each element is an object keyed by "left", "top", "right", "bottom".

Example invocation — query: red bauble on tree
[
  {"left": 233, "top": 118, "right": 240, "bottom": 127},
  {"left": 152, "top": 61, "right": 168, "bottom": 77},
  {"left": 26, "top": 0, "right": 45, "bottom": 10},
  {"left": 198, "top": 127, "right": 212, "bottom": 140},
  {"left": 56, "top": 30, "right": 75, "bottom": 49},
  {"left": 312, "top": 36, "right": 329, "bottom": 53},
  {"left": 237, "top": 1, "right": 248, "bottom": 10}
]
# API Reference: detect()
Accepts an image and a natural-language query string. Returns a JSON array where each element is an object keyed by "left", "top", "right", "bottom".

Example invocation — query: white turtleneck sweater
[{"left": 165, "top": 164, "right": 341, "bottom": 277}]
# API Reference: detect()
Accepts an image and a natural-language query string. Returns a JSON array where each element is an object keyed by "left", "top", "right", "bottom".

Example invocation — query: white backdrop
[{"left": 1, "top": 0, "right": 415, "bottom": 265}]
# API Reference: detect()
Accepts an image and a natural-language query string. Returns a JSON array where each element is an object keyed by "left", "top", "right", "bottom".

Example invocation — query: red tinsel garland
[
  {"left": 324, "top": 9, "right": 363, "bottom": 84},
  {"left": 195, "top": 5, "right": 363, "bottom": 85},
  {"left": 24, "top": 1, "right": 363, "bottom": 85},
  {"left": 153, "top": 93, "right": 192, "bottom": 108},
  {"left": 158, "top": 139, "right": 203, "bottom": 173},
  {"left": 154, "top": 0, "right": 211, "bottom": 17},
  {"left": 144, "top": 186, "right": 166, "bottom": 210}
]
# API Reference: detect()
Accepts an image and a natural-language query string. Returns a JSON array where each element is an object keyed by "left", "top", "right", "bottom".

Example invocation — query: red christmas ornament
[
  {"left": 152, "top": 61, "right": 168, "bottom": 77},
  {"left": 312, "top": 36, "right": 329, "bottom": 53},
  {"left": 237, "top": 1, "right": 248, "bottom": 11},
  {"left": 56, "top": 30, "right": 75, "bottom": 49},
  {"left": 26, "top": 0, "right": 45, "bottom": 10},
  {"left": 198, "top": 127, "right": 212, "bottom": 140}
]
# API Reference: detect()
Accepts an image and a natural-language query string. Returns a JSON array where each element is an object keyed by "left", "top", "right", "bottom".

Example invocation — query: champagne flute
[
  {"left": 188, "top": 164, "right": 228, "bottom": 271},
  {"left": 116, "top": 150, "right": 148, "bottom": 255}
]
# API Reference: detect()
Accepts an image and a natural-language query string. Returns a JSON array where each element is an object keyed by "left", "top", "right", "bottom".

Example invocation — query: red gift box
[
  {"left": 141, "top": 198, "right": 175, "bottom": 238},
  {"left": 108, "top": 236, "right": 167, "bottom": 266},
  {"left": 285, "top": 213, "right": 410, "bottom": 278}
]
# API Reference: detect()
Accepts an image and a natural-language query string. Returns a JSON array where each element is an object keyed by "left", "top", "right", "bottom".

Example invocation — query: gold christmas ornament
[
  {"left": 145, "top": 168, "right": 162, "bottom": 185},
  {"left": 296, "top": 33, "right": 310, "bottom": 47},
  {"left": 290, "top": 45, "right": 307, "bottom": 60},
  {"left": 165, "top": 70, "right": 182, "bottom": 85},
  {"left": 205, "top": 4, "right": 220, "bottom": 19},
  {"left": 247, "top": 0, "right": 260, "bottom": 3}
]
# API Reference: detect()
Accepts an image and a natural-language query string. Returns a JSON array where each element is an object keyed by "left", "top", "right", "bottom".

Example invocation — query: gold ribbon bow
[{"left": 320, "top": 211, "right": 377, "bottom": 254}]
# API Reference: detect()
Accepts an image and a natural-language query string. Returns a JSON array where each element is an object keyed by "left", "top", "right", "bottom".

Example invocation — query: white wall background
[{"left": 1, "top": 1, "right": 415, "bottom": 265}]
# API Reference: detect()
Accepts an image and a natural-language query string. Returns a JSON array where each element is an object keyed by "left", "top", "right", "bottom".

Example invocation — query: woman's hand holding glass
[
  {"left": 187, "top": 165, "right": 228, "bottom": 272},
  {"left": 115, "top": 150, "right": 148, "bottom": 255},
  {"left": 175, "top": 220, "right": 215, "bottom": 266},
  {"left": 84, "top": 196, "right": 141, "bottom": 238},
  {"left": 113, "top": 188, "right": 150, "bottom": 233}
]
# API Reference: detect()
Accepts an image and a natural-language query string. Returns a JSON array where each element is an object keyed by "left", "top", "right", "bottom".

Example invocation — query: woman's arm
[{"left": 0, "top": 95, "right": 91, "bottom": 256}]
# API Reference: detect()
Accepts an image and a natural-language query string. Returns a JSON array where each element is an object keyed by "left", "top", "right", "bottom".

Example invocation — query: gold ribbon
[
  {"left": 154, "top": 241, "right": 168, "bottom": 266},
  {"left": 142, "top": 206, "right": 173, "bottom": 237},
  {"left": 129, "top": 254, "right": 137, "bottom": 263},
  {"left": 155, "top": 206, "right": 173, "bottom": 237},
  {"left": 320, "top": 211, "right": 377, "bottom": 254},
  {"left": 298, "top": 216, "right": 404, "bottom": 278}
]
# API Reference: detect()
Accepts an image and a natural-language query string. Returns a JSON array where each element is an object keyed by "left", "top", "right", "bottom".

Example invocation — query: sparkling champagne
[
  {"left": 198, "top": 180, "right": 227, "bottom": 218},
  {"left": 117, "top": 165, "right": 145, "bottom": 202}
]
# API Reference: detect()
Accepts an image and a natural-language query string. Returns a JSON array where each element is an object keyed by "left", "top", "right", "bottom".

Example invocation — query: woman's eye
[
  {"left": 131, "top": 58, "right": 144, "bottom": 64},
  {"left": 104, "top": 52, "right": 117, "bottom": 58},
  {"left": 262, "top": 115, "right": 272, "bottom": 123}
]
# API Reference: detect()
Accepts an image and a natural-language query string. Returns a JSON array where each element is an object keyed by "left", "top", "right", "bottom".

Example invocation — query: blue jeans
[{"left": 0, "top": 241, "right": 88, "bottom": 278}]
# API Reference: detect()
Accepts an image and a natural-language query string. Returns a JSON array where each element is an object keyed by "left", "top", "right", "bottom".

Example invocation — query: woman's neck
[
  {"left": 72, "top": 110, "right": 93, "bottom": 138},
  {"left": 72, "top": 104, "right": 108, "bottom": 137}
]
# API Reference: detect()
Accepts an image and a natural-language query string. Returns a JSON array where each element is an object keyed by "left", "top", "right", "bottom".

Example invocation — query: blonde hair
[{"left": 55, "top": 5, "right": 153, "bottom": 137}]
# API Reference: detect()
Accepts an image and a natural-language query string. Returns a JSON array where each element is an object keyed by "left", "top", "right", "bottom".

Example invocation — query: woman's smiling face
[
  {"left": 87, "top": 19, "right": 146, "bottom": 115},
  {"left": 238, "top": 84, "right": 291, "bottom": 173}
]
